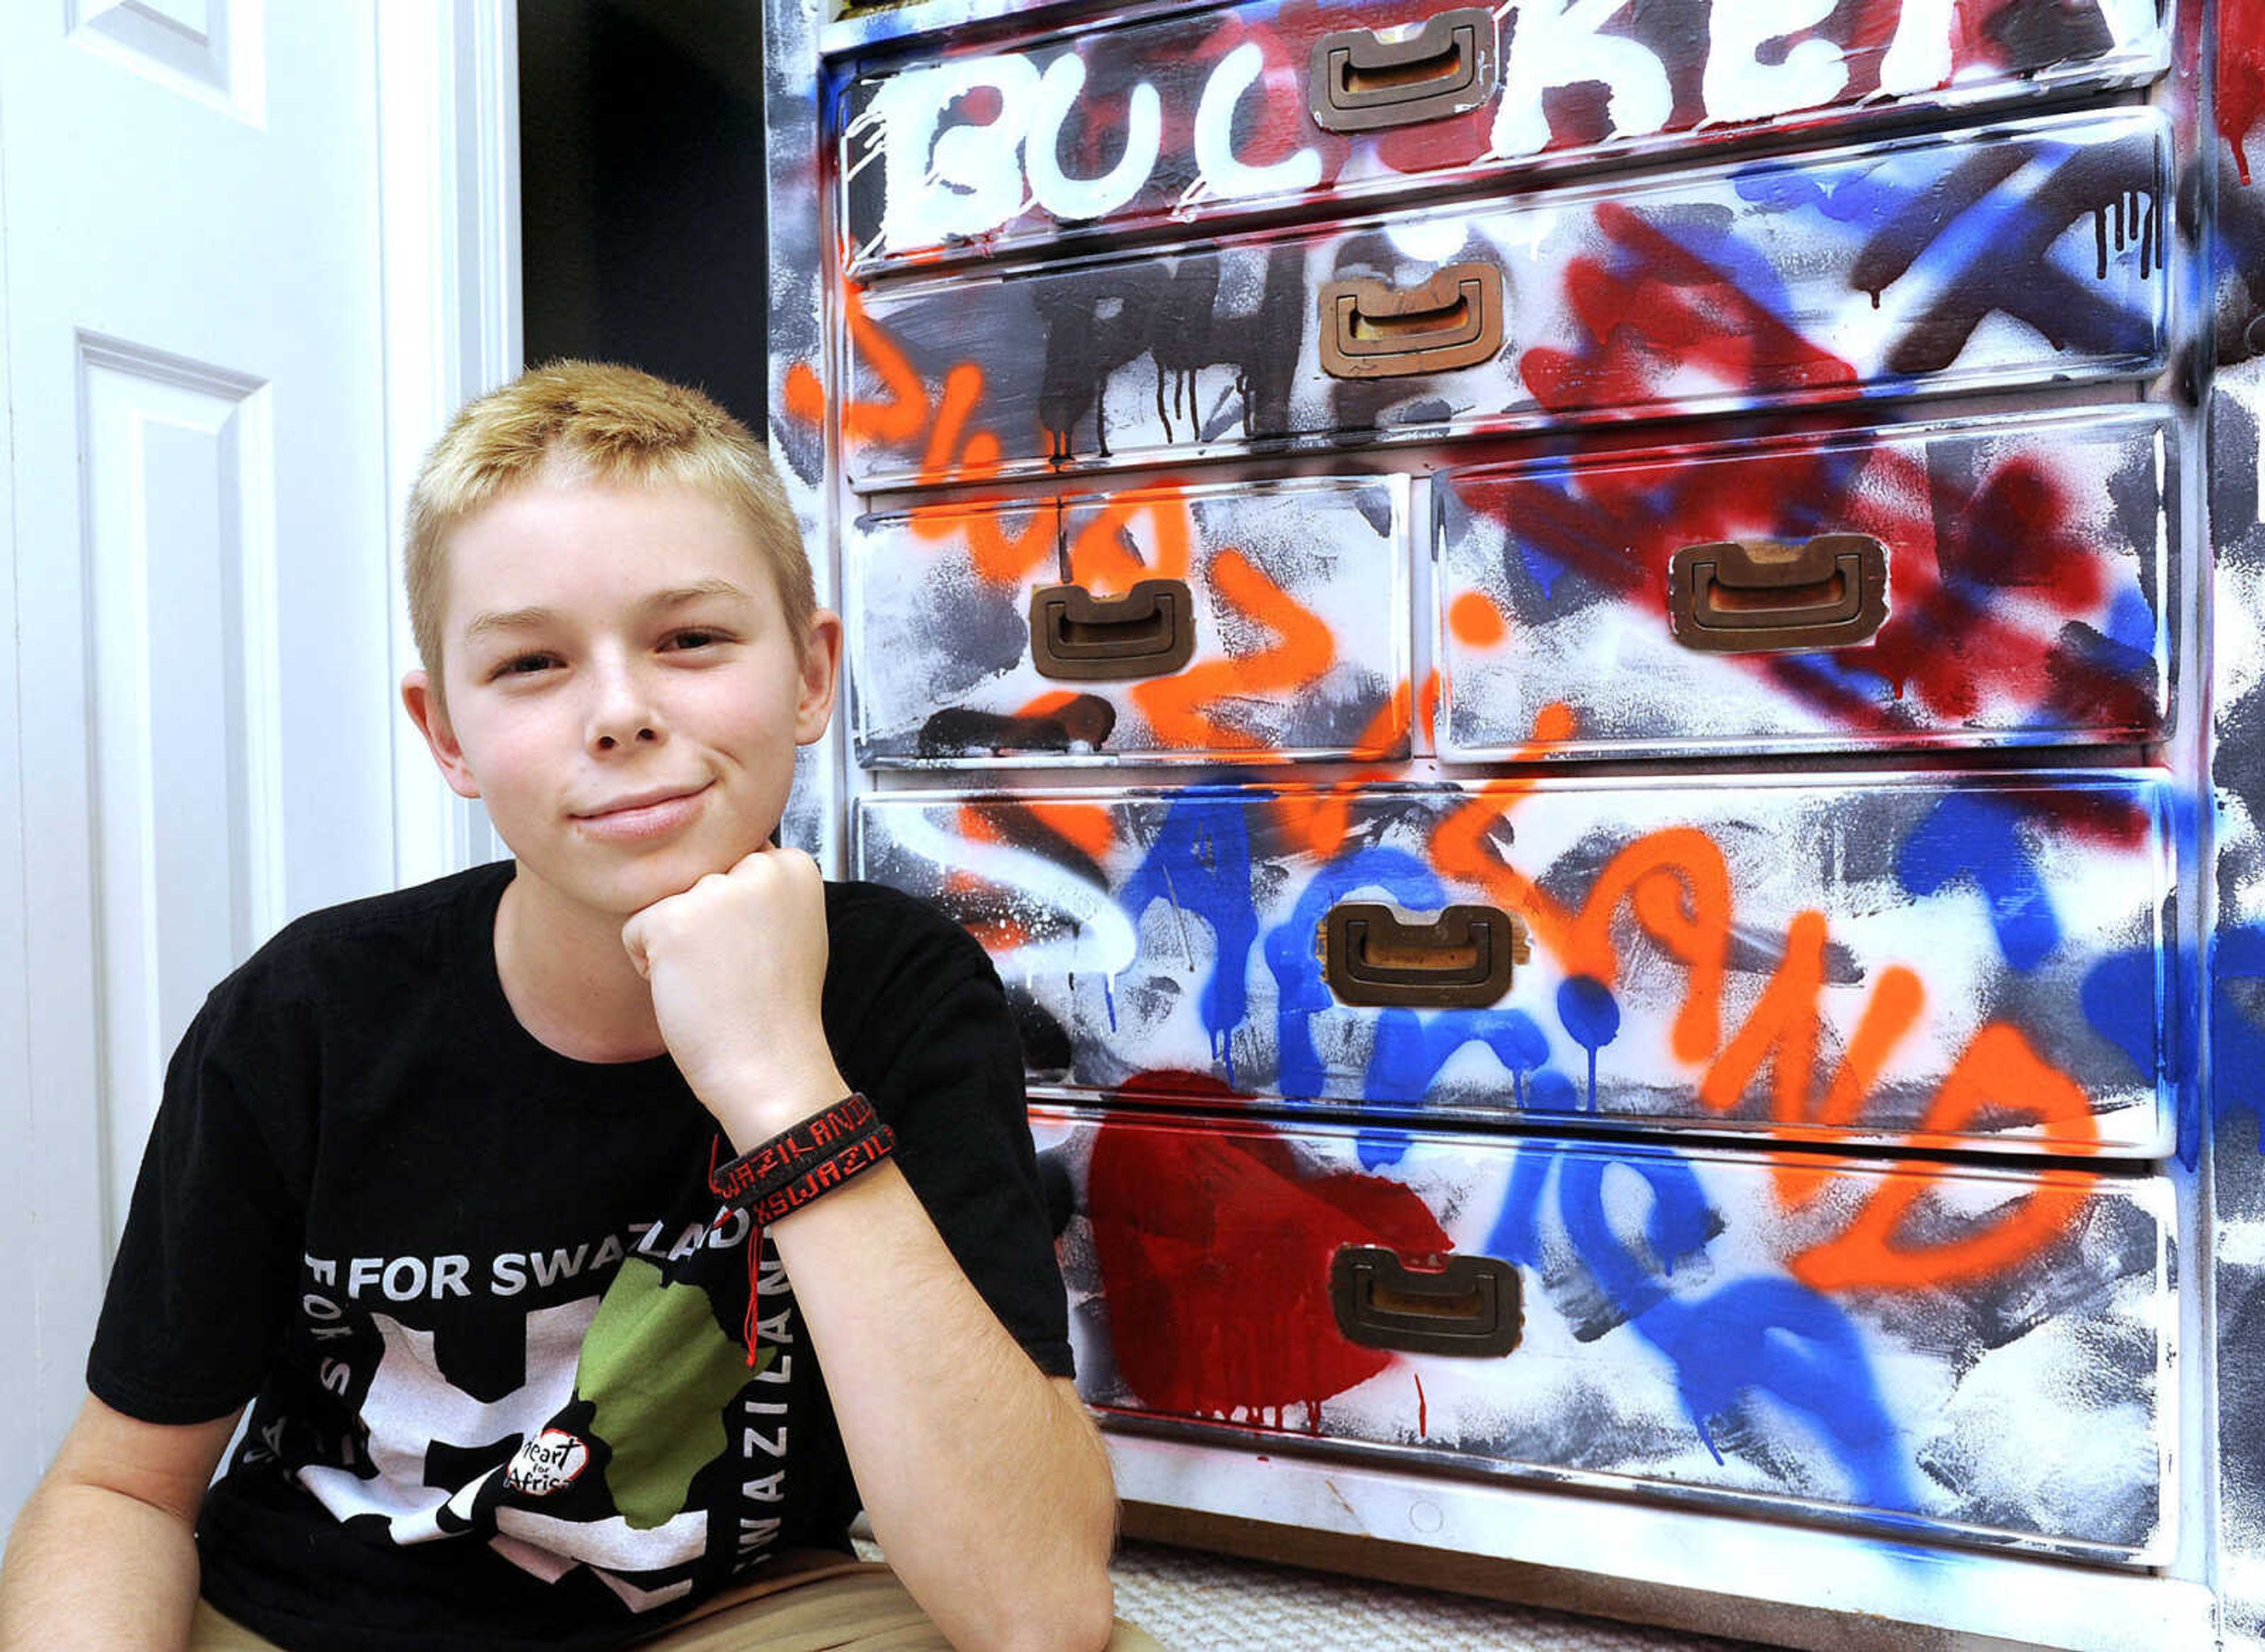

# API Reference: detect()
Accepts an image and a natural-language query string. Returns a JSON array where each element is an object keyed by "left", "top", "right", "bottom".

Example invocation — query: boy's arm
[
  {"left": 623, "top": 851, "right": 1118, "bottom": 1652},
  {"left": 763, "top": 1157, "right": 1118, "bottom": 1652},
  {"left": 0, "top": 1394, "right": 241, "bottom": 1651}
]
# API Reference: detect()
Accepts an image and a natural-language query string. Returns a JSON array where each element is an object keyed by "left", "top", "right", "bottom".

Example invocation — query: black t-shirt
[{"left": 87, "top": 861, "right": 1071, "bottom": 1651}]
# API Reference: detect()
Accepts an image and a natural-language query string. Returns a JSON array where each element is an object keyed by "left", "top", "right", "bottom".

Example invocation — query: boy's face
[{"left": 401, "top": 474, "right": 839, "bottom": 923}]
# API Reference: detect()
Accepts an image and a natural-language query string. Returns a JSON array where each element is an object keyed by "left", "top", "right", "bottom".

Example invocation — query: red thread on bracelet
[
  {"left": 707, "top": 1103, "right": 898, "bottom": 1369},
  {"left": 709, "top": 1135, "right": 768, "bottom": 1368},
  {"left": 745, "top": 1216, "right": 764, "bottom": 1368}
]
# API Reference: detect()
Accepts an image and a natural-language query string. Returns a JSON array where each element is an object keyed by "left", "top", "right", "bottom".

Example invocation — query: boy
[{"left": 0, "top": 364, "right": 1126, "bottom": 1650}]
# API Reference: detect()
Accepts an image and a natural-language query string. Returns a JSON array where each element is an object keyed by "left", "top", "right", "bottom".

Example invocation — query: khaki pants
[{"left": 188, "top": 1552, "right": 1166, "bottom": 1650}]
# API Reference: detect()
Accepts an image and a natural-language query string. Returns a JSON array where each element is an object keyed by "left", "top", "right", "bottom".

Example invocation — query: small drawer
[
  {"left": 1437, "top": 407, "right": 2175, "bottom": 758},
  {"left": 845, "top": 109, "right": 2170, "bottom": 489},
  {"left": 854, "top": 776, "right": 2171, "bottom": 1154},
  {"left": 849, "top": 476, "right": 1409, "bottom": 766},
  {"left": 1038, "top": 1103, "right": 2173, "bottom": 1560},
  {"left": 836, "top": 0, "right": 2168, "bottom": 275}
]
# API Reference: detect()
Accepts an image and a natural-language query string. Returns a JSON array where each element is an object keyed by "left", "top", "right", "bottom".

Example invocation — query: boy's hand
[{"left": 619, "top": 844, "right": 846, "bottom": 1144}]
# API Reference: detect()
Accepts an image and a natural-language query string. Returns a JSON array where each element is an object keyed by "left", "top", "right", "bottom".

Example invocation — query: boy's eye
[
  {"left": 497, "top": 653, "right": 557, "bottom": 678},
  {"left": 665, "top": 629, "right": 724, "bottom": 651}
]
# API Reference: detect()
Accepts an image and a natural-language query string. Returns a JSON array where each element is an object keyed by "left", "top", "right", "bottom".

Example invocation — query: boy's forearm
[
  {"left": 767, "top": 1158, "right": 1119, "bottom": 1652},
  {"left": 0, "top": 1479, "right": 202, "bottom": 1650}
]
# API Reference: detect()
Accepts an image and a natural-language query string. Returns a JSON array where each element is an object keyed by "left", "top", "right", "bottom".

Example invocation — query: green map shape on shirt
[{"left": 576, "top": 1254, "right": 774, "bottom": 1530}]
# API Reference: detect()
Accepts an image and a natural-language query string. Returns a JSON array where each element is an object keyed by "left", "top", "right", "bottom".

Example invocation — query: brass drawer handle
[
  {"left": 1331, "top": 1246, "right": 1522, "bottom": 1357},
  {"left": 1308, "top": 8, "right": 1501, "bottom": 133},
  {"left": 1321, "top": 901, "right": 1523, "bottom": 1007},
  {"left": 1320, "top": 261, "right": 1504, "bottom": 379},
  {"left": 1667, "top": 533, "right": 1890, "bottom": 653},
  {"left": 1028, "top": 579, "right": 1196, "bottom": 681}
]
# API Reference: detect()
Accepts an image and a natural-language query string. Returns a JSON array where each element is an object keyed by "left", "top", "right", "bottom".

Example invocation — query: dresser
[{"left": 760, "top": 1, "right": 2265, "bottom": 1643}]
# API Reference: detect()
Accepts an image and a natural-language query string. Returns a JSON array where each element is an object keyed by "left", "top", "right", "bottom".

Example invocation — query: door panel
[{"left": 1, "top": 0, "right": 397, "bottom": 1514}]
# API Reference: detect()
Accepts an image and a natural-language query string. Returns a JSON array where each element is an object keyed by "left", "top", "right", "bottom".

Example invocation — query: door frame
[{"left": 377, "top": 0, "right": 520, "bottom": 887}]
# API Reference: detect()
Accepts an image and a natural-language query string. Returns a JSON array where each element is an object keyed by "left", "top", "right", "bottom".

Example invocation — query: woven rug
[
  {"left": 851, "top": 1519, "right": 1765, "bottom": 1647},
  {"left": 1102, "top": 1539, "right": 1764, "bottom": 1651}
]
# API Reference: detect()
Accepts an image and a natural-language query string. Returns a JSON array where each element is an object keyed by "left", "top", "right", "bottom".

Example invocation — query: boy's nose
[{"left": 586, "top": 664, "right": 665, "bottom": 751}]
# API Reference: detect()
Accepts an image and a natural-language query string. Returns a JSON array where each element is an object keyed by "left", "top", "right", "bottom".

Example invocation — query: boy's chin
[{"left": 580, "top": 834, "right": 787, "bottom": 912}]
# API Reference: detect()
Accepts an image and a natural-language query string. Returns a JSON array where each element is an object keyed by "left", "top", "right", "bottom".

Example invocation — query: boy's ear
[
  {"left": 401, "top": 669, "right": 483, "bottom": 800},
  {"left": 794, "top": 609, "right": 845, "bottom": 746}
]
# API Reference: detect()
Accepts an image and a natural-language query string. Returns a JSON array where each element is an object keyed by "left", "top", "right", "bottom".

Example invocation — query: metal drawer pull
[
  {"left": 1308, "top": 8, "right": 1501, "bottom": 133},
  {"left": 1667, "top": 532, "right": 1890, "bottom": 653},
  {"left": 1331, "top": 1246, "right": 1522, "bottom": 1357},
  {"left": 1028, "top": 578, "right": 1196, "bottom": 681},
  {"left": 1322, "top": 901, "right": 1522, "bottom": 1007},
  {"left": 1319, "top": 261, "right": 1504, "bottom": 379}
]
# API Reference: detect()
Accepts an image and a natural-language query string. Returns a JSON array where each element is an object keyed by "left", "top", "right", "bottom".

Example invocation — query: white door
[{"left": 0, "top": 0, "right": 407, "bottom": 1527}]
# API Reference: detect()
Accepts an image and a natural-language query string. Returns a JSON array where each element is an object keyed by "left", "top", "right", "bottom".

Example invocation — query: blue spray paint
[
  {"left": 1519, "top": 537, "right": 1574, "bottom": 600},
  {"left": 1263, "top": 846, "right": 1449, "bottom": 1099},
  {"left": 2213, "top": 924, "right": 2265, "bottom": 1158},
  {"left": 2080, "top": 944, "right": 2165, "bottom": 1089},
  {"left": 1367, "top": 1006, "right": 1555, "bottom": 1106},
  {"left": 2071, "top": 786, "right": 2194, "bottom": 1163},
  {"left": 1732, "top": 150, "right": 1918, "bottom": 229},
  {"left": 1739, "top": 134, "right": 2161, "bottom": 378},
  {"left": 1483, "top": 1138, "right": 1916, "bottom": 1511},
  {"left": 1643, "top": 205, "right": 1811, "bottom": 343},
  {"left": 1117, "top": 793, "right": 1260, "bottom": 1085},
  {"left": 1356, "top": 1125, "right": 1413, "bottom": 1171},
  {"left": 1529, "top": 1068, "right": 1581, "bottom": 1113},
  {"left": 1556, "top": 975, "right": 1621, "bottom": 1112},
  {"left": 1896, "top": 793, "right": 2062, "bottom": 970},
  {"left": 2105, "top": 585, "right": 2159, "bottom": 656}
]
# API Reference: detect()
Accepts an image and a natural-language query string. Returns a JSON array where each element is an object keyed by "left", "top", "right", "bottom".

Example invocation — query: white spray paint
[
  {"left": 1186, "top": 41, "right": 1322, "bottom": 209},
  {"left": 866, "top": 55, "right": 1039, "bottom": 248},
  {"left": 1703, "top": 0, "right": 1850, "bottom": 124},
  {"left": 1491, "top": 0, "right": 1673, "bottom": 159},
  {"left": 1028, "top": 54, "right": 1162, "bottom": 224}
]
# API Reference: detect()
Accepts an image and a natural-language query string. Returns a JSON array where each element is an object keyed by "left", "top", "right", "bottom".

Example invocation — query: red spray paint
[
  {"left": 2223, "top": 0, "right": 2265, "bottom": 185},
  {"left": 1086, "top": 1075, "right": 1449, "bottom": 1433}
]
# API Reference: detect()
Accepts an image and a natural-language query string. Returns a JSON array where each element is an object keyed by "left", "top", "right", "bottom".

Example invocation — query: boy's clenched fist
[{"left": 619, "top": 843, "right": 847, "bottom": 1145}]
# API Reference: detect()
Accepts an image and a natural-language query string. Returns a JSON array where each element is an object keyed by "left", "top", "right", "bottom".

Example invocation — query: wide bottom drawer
[{"left": 1034, "top": 1101, "right": 2173, "bottom": 1562}]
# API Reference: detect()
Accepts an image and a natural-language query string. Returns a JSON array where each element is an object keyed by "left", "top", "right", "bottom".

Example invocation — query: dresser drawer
[
  {"left": 849, "top": 475, "right": 1409, "bottom": 766},
  {"left": 845, "top": 107, "right": 2170, "bottom": 489},
  {"left": 855, "top": 776, "right": 2170, "bottom": 1154},
  {"left": 838, "top": 0, "right": 2168, "bottom": 277},
  {"left": 1036, "top": 1103, "right": 2172, "bottom": 1559},
  {"left": 1437, "top": 406, "right": 2175, "bottom": 758}
]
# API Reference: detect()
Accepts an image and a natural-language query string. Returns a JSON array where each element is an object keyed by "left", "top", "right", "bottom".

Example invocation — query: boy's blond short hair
[{"left": 406, "top": 362, "right": 812, "bottom": 704}]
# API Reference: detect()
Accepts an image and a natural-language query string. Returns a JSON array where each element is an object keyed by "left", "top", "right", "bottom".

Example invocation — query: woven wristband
[
  {"left": 709, "top": 1093, "right": 897, "bottom": 1369},
  {"left": 707, "top": 1091, "right": 894, "bottom": 1214}
]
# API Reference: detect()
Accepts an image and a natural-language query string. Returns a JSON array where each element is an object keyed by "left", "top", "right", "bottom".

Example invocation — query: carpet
[{"left": 1102, "top": 1539, "right": 1767, "bottom": 1651}]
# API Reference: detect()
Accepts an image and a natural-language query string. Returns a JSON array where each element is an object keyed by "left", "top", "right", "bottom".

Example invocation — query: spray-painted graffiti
[
  {"left": 849, "top": 477, "right": 1409, "bottom": 763},
  {"left": 766, "top": 0, "right": 835, "bottom": 865},
  {"left": 839, "top": 0, "right": 2168, "bottom": 271},
  {"left": 1040, "top": 1100, "right": 2171, "bottom": 1554},
  {"left": 2212, "top": 3, "right": 2265, "bottom": 1621},
  {"left": 846, "top": 110, "right": 2170, "bottom": 487},
  {"left": 1438, "top": 407, "right": 2173, "bottom": 756},
  {"left": 855, "top": 777, "right": 2170, "bottom": 1152},
  {"left": 790, "top": 0, "right": 2245, "bottom": 1631},
  {"left": 2223, "top": 0, "right": 2265, "bottom": 187}
]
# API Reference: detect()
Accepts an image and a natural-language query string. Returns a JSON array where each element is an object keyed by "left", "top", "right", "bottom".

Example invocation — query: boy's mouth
[
  {"left": 574, "top": 780, "right": 712, "bottom": 819},
  {"left": 572, "top": 782, "right": 715, "bottom": 839}
]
